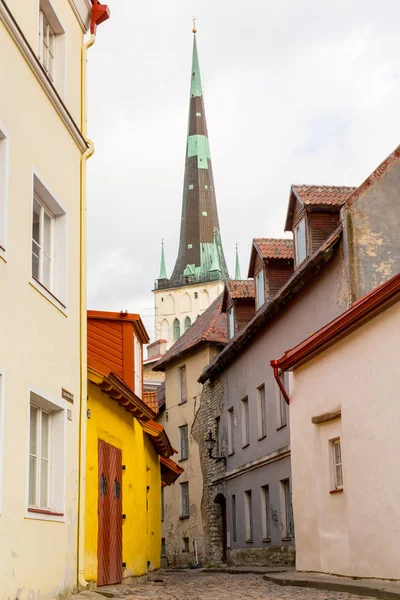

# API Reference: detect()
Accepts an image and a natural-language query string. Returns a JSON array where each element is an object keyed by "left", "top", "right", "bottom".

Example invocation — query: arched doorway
[{"left": 214, "top": 493, "right": 227, "bottom": 563}]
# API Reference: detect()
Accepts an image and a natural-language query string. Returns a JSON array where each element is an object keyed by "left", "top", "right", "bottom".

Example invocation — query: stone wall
[{"left": 228, "top": 546, "right": 295, "bottom": 567}]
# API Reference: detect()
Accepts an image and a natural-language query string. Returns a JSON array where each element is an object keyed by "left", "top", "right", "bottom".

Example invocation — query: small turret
[
  {"left": 157, "top": 240, "right": 168, "bottom": 282},
  {"left": 235, "top": 243, "right": 242, "bottom": 280}
]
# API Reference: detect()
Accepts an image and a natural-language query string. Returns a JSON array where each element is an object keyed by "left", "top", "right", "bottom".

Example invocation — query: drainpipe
[
  {"left": 270, "top": 360, "right": 290, "bottom": 405},
  {"left": 77, "top": 32, "right": 95, "bottom": 591}
]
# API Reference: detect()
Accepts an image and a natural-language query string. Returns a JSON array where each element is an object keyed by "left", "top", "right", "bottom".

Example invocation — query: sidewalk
[{"left": 264, "top": 571, "right": 400, "bottom": 600}]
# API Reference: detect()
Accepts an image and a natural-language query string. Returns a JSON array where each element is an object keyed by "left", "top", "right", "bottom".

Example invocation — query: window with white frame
[
  {"left": 228, "top": 407, "right": 235, "bottom": 455},
  {"left": 179, "top": 424, "right": 189, "bottom": 460},
  {"left": 255, "top": 269, "right": 265, "bottom": 309},
  {"left": 332, "top": 438, "right": 343, "bottom": 489},
  {"left": 277, "top": 372, "right": 287, "bottom": 428},
  {"left": 261, "top": 484, "right": 271, "bottom": 541},
  {"left": 0, "top": 127, "right": 8, "bottom": 253},
  {"left": 257, "top": 384, "right": 267, "bottom": 439},
  {"left": 134, "top": 333, "right": 142, "bottom": 398},
  {"left": 28, "top": 390, "right": 65, "bottom": 517},
  {"left": 294, "top": 218, "right": 307, "bottom": 265},
  {"left": 227, "top": 306, "right": 235, "bottom": 339},
  {"left": 180, "top": 482, "right": 189, "bottom": 517},
  {"left": 31, "top": 174, "right": 67, "bottom": 306},
  {"left": 244, "top": 490, "right": 253, "bottom": 542},
  {"left": 38, "top": 1, "right": 66, "bottom": 93},
  {"left": 241, "top": 396, "right": 249, "bottom": 447}
]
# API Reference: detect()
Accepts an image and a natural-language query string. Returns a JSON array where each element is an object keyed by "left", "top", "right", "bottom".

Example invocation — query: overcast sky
[{"left": 87, "top": 0, "right": 400, "bottom": 341}]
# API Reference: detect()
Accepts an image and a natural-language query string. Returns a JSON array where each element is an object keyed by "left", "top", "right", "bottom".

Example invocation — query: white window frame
[
  {"left": 26, "top": 386, "right": 66, "bottom": 522},
  {"left": 228, "top": 407, "right": 235, "bottom": 455},
  {"left": 0, "top": 123, "right": 9, "bottom": 259},
  {"left": 38, "top": 0, "right": 66, "bottom": 97},
  {"left": 257, "top": 384, "right": 267, "bottom": 439},
  {"left": 179, "top": 424, "right": 189, "bottom": 460},
  {"left": 241, "top": 396, "right": 249, "bottom": 448},
  {"left": 244, "top": 490, "right": 253, "bottom": 542},
  {"left": 180, "top": 481, "right": 189, "bottom": 517},
  {"left": 29, "top": 404, "right": 52, "bottom": 509},
  {"left": 261, "top": 484, "right": 271, "bottom": 541},
  {"left": 332, "top": 438, "right": 343, "bottom": 490},
  {"left": 32, "top": 194, "right": 55, "bottom": 291},
  {"left": 255, "top": 269, "right": 265, "bottom": 309},
  {"left": 134, "top": 333, "right": 142, "bottom": 399},
  {"left": 227, "top": 306, "right": 235, "bottom": 339},
  {"left": 294, "top": 217, "right": 307, "bottom": 265},
  {"left": 0, "top": 368, "right": 6, "bottom": 515},
  {"left": 31, "top": 171, "right": 67, "bottom": 312}
]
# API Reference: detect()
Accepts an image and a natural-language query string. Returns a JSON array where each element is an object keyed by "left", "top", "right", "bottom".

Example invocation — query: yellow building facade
[
  {"left": 0, "top": 1, "right": 108, "bottom": 598},
  {"left": 85, "top": 312, "right": 182, "bottom": 587}
]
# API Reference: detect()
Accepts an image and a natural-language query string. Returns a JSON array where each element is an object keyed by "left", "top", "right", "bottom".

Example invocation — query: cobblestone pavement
[{"left": 99, "top": 571, "right": 378, "bottom": 600}]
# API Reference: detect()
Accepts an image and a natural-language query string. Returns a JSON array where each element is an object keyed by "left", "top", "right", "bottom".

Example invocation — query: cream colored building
[
  {"left": 154, "top": 296, "right": 227, "bottom": 566},
  {"left": 0, "top": 1, "right": 108, "bottom": 598}
]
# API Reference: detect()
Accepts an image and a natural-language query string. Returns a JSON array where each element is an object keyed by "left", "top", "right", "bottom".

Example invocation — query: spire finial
[
  {"left": 235, "top": 243, "right": 242, "bottom": 280},
  {"left": 192, "top": 16, "right": 197, "bottom": 34}
]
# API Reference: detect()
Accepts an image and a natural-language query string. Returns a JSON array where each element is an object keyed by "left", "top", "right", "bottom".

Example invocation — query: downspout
[
  {"left": 77, "top": 32, "right": 95, "bottom": 591},
  {"left": 270, "top": 360, "right": 290, "bottom": 405}
]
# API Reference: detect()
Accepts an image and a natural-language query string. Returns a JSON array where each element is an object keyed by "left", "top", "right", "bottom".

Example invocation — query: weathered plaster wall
[
  {"left": 348, "top": 159, "right": 400, "bottom": 299},
  {"left": 290, "top": 300, "right": 400, "bottom": 578},
  {"left": 85, "top": 382, "right": 161, "bottom": 582}
]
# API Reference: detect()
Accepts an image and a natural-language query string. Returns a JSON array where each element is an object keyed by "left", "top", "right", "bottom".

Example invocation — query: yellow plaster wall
[{"left": 85, "top": 382, "right": 161, "bottom": 583}]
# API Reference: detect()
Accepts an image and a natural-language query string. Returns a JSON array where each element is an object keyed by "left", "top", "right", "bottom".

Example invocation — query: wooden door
[{"left": 97, "top": 440, "right": 123, "bottom": 586}]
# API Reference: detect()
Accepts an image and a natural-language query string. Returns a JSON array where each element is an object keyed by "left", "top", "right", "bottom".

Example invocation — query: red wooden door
[{"left": 97, "top": 440, "right": 123, "bottom": 586}]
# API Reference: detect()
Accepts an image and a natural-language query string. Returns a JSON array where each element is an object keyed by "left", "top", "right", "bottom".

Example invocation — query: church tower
[{"left": 153, "top": 27, "right": 229, "bottom": 349}]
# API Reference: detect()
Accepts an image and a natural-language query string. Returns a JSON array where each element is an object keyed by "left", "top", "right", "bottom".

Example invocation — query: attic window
[{"left": 294, "top": 218, "right": 307, "bottom": 265}]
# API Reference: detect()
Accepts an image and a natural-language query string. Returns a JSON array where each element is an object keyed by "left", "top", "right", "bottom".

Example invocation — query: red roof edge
[{"left": 272, "top": 272, "right": 400, "bottom": 373}]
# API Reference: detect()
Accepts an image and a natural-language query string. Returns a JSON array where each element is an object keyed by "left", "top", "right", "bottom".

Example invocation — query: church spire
[
  {"left": 169, "top": 30, "right": 229, "bottom": 285},
  {"left": 235, "top": 244, "right": 242, "bottom": 280},
  {"left": 157, "top": 239, "right": 168, "bottom": 281}
]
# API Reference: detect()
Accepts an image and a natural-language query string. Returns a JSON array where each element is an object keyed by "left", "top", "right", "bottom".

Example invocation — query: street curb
[
  {"left": 263, "top": 574, "right": 400, "bottom": 600},
  {"left": 207, "top": 567, "right": 292, "bottom": 575}
]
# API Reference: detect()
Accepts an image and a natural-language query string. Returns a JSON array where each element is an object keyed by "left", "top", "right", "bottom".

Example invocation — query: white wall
[{"left": 290, "top": 300, "right": 400, "bottom": 579}]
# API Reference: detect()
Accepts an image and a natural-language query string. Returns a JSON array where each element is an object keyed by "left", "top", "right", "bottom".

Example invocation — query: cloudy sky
[{"left": 87, "top": 0, "right": 400, "bottom": 341}]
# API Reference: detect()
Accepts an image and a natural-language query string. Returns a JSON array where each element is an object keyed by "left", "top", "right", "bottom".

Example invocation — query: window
[
  {"left": 255, "top": 269, "right": 265, "bottom": 309},
  {"left": 173, "top": 318, "right": 181, "bottom": 340},
  {"left": 184, "top": 316, "right": 191, "bottom": 332},
  {"left": 228, "top": 408, "right": 235, "bottom": 455},
  {"left": 227, "top": 307, "right": 235, "bottom": 339},
  {"left": 182, "top": 537, "right": 190, "bottom": 552},
  {"left": 241, "top": 397, "right": 249, "bottom": 447},
  {"left": 161, "top": 487, "right": 164, "bottom": 521},
  {"left": 179, "top": 366, "right": 187, "bottom": 404},
  {"left": 277, "top": 372, "right": 287, "bottom": 428},
  {"left": 332, "top": 439, "right": 343, "bottom": 489},
  {"left": 244, "top": 490, "right": 253, "bottom": 542},
  {"left": 134, "top": 334, "right": 142, "bottom": 399},
  {"left": 231, "top": 495, "right": 237, "bottom": 543},
  {"left": 31, "top": 174, "right": 67, "bottom": 307},
  {"left": 280, "top": 479, "right": 292, "bottom": 539},
  {"left": 179, "top": 425, "right": 189, "bottom": 460},
  {"left": 28, "top": 390, "right": 65, "bottom": 519},
  {"left": 261, "top": 485, "right": 270, "bottom": 541},
  {"left": 257, "top": 384, "right": 267, "bottom": 439},
  {"left": 38, "top": 1, "right": 65, "bottom": 94},
  {"left": 161, "top": 537, "right": 166, "bottom": 557},
  {"left": 180, "top": 482, "right": 189, "bottom": 517},
  {"left": 194, "top": 292, "right": 198, "bottom": 299},
  {"left": 294, "top": 218, "right": 307, "bottom": 265},
  {"left": 0, "top": 125, "right": 8, "bottom": 254}
]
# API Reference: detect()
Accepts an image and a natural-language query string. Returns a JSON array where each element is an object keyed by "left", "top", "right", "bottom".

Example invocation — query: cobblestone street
[{"left": 98, "top": 571, "right": 377, "bottom": 600}]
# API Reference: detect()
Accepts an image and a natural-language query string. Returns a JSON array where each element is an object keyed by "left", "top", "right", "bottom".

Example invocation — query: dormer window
[
  {"left": 294, "top": 218, "right": 307, "bottom": 265},
  {"left": 255, "top": 269, "right": 265, "bottom": 309},
  {"left": 227, "top": 307, "right": 235, "bottom": 339}
]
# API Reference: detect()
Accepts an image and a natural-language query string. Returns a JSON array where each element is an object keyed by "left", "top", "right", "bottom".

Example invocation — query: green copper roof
[
  {"left": 158, "top": 241, "right": 168, "bottom": 280},
  {"left": 190, "top": 35, "right": 203, "bottom": 98},
  {"left": 235, "top": 244, "right": 242, "bottom": 279}
]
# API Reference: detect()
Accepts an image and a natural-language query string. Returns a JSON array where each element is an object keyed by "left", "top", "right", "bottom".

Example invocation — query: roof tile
[
  {"left": 226, "top": 280, "right": 255, "bottom": 299},
  {"left": 293, "top": 185, "right": 356, "bottom": 207},
  {"left": 254, "top": 238, "right": 294, "bottom": 260}
]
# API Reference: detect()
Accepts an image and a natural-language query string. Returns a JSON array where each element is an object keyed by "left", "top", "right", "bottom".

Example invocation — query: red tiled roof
[
  {"left": 143, "top": 391, "right": 158, "bottom": 414},
  {"left": 226, "top": 280, "right": 255, "bottom": 299},
  {"left": 254, "top": 238, "right": 294, "bottom": 260},
  {"left": 293, "top": 185, "right": 356, "bottom": 206},
  {"left": 153, "top": 294, "right": 227, "bottom": 371}
]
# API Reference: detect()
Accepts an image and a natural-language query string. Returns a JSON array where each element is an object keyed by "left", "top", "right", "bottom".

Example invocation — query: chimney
[{"left": 147, "top": 339, "right": 167, "bottom": 360}]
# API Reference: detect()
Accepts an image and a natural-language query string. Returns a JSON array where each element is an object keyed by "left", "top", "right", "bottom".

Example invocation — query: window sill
[
  {"left": 179, "top": 515, "right": 190, "bottom": 520},
  {"left": 0, "top": 245, "right": 6, "bottom": 263},
  {"left": 178, "top": 457, "right": 189, "bottom": 463},
  {"left": 178, "top": 400, "right": 187, "bottom": 406},
  {"left": 258, "top": 434, "right": 267, "bottom": 441},
  {"left": 28, "top": 507, "right": 64, "bottom": 517},
  {"left": 228, "top": 451, "right": 235, "bottom": 457},
  {"left": 281, "top": 537, "right": 292, "bottom": 542},
  {"left": 26, "top": 507, "right": 65, "bottom": 522},
  {"left": 330, "top": 488, "right": 344, "bottom": 494},
  {"left": 245, "top": 539, "right": 254, "bottom": 544},
  {"left": 262, "top": 538, "right": 272, "bottom": 544},
  {"left": 242, "top": 443, "right": 250, "bottom": 449},
  {"left": 276, "top": 424, "right": 287, "bottom": 431},
  {"left": 30, "top": 278, "right": 67, "bottom": 315}
]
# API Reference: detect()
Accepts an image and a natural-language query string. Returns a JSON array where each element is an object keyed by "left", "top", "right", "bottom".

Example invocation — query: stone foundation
[{"left": 228, "top": 546, "right": 295, "bottom": 567}]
